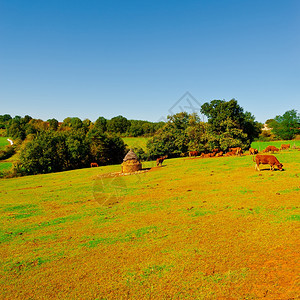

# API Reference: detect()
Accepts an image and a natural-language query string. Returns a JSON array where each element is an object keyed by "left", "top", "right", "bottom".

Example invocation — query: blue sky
[{"left": 0, "top": 0, "right": 299, "bottom": 123}]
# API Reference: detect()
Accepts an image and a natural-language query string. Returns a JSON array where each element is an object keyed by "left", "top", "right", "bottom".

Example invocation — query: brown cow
[
  {"left": 224, "top": 151, "right": 235, "bottom": 157},
  {"left": 229, "top": 147, "right": 243, "bottom": 156},
  {"left": 253, "top": 155, "right": 283, "bottom": 171},
  {"left": 189, "top": 151, "right": 199, "bottom": 157},
  {"left": 215, "top": 151, "right": 223, "bottom": 157},
  {"left": 156, "top": 155, "right": 167, "bottom": 166},
  {"left": 263, "top": 146, "right": 279, "bottom": 153},
  {"left": 280, "top": 144, "right": 290, "bottom": 150},
  {"left": 212, "top": 148, "right": 220, "bottom": 153},
  {"left": 249, "top": 147, "right": 258, "bottom": 155},
  {"left": 90, "top": 162, "right": 99, "bottom": 168}
]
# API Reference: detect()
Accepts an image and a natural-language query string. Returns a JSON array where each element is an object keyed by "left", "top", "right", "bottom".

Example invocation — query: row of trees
[
  {"left": 0, "top": 114, "right": 164, "bottom": 140},
  {"left": 1, "top": 100, "right": 299, "bottom": 176}
]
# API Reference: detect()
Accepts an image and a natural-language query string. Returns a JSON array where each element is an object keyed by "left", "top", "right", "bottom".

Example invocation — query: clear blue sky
[{"left": 1, "top": 0, "right": 299, "bottom": 123}]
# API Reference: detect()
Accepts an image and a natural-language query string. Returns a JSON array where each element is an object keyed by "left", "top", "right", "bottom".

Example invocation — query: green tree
[
  {"left": 107, "top": 115, "right": 131, "bottom": 134},
  {"left": 88, "top": 130, "right": 126, "bottom": 165},
  {"left": 147, "top": 112, "right": 189, "bottom": 157},
  {"left": 270, "top": 110, "right": 300, "bottom": 140},
  {"left": 94, "top": 117, "right": 107, "bottom": 133},
  {"left": 201, "top": 99, "right": 260, "bottom": 149},
  {"left": 48, "top": 118, "right": 59, "bottom": 131}
]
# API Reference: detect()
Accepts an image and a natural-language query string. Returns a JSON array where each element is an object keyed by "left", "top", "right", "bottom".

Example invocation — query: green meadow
[
  {"left": 122, "top": 137, "right": 149, "bottom": 151},
  {"left": 251, "top": 140, "right": 300, "bottom": 152},
  {"left": 0, "top": 147, "right": 299, "bottom": 299},
  {"left": 0, "top": 137, "right": 9, "bottom": 149}
]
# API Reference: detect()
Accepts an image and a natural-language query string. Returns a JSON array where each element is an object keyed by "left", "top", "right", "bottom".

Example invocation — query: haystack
[{"left": 122, "top": 149, "right": 142, "bottom": 173}]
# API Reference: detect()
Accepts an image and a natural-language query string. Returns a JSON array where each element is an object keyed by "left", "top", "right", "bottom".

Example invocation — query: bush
[{"left": 0, "top": 145, "right": 15, "bottom": 160}]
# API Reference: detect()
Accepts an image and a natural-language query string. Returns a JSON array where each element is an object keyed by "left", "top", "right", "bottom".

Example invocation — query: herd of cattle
[
  {"left": 156, "top": 143, "right": 295, "bottom": 171},
  {"left": 90, "top": 143, "right": 294, "bottom": 172}
]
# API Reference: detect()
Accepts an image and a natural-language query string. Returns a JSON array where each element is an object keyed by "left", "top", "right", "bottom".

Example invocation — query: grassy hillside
[
  {"left": 0, "top": 150, "right": 299, "bottom": 299},
  {"left": 0, "top": 137, "right": 9, "bottom": 149},
  {"left": 122, "top": 137, "right": 149, "bottom": 151}
]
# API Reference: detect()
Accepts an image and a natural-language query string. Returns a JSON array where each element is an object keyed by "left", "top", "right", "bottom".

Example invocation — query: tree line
[
  {"left": 0, "top": 115, "right": 164, "bottom": 140},
  {"left": 146, "top": 100, "right": 299, "bottom": 158},
  {"left": 0, "top": 115, "right": 163, "bottom": 176},
  {"left": 0, "top": 99, "right": 299, "bottom": 177}
]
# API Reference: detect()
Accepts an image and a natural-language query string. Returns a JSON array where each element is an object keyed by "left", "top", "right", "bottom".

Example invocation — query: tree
[
  {"left": 48, "top": 118, "right": 59, "bottom": 131},
  {"left": 94, "top": 117, "right": 107, "bottom": 133},
  {"left": 186, "top": 114, "right": 208, "bottom": 152},
  {"left": 88, "top": 130, "right": 126, "bottom": 165},
  {"left": 201, "top": 99, "right": 260, "bottom": 149},
  {"left": 107, "top": 115, "right": 131, "bottom": 134},
  {"left": 147, "top": 112, "right": 190, "bottom": 157},
  {"left": 0, "top": 114, "right": 12, "bottom": 130},
  {"left": 269, "top": 110, "right": 300, "bottom": 140}
]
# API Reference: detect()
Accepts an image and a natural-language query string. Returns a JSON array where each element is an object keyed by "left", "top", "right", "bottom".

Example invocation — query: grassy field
[
  {"left": 251, "top": 140, "right": 300, "bottom": 152},
  {"left": 1, "top": 148, "right": 299, "bottom": 299},
  {"left": 0, "top": 137, "right": 9, "bottom": 149},
  {"left": 122, "top": 137, "right": 149, "bottom": 151},
  {"left": 0, "top": 162, "right": 13, "bottom": 171}
]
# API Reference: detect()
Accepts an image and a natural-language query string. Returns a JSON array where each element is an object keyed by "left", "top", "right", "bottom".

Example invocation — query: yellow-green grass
[
  {"left": 251, "top": 139, "right": 300, "bottom": 152},
  {"left": 122, "top": 137, "right": 149, "bottom": 151},
  {"left": 0, "top": 151, "right": 299, "bottom": 299},
  {"left": 0, "top": 137, "right": 10, "bottom": 149},
  {"left": 0, "top": 162, "right": 13, "bottom": 171}
]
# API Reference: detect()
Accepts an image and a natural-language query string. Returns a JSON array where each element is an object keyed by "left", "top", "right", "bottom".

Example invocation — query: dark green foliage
[
  {"left": 88, "top": 130, "right": 126, "bottom": 165},
  {"left": 127, "top": 120, "right": 165, "bottom": 137},
  {"left": 131, "top": 147, "right": 148, "bottom": 161},
  {"left": 94, "top": 117, "right": 107, "bottom": 133},
  {"left": 0, "top": 114, "right": 12, "bottom": 130},
  {"left": 19, "top": 129, "right": 126, "bottom": 175},
  {"left": 48, "top": 118, "right": 59, "bottom": 131},
  {"left": 107, "top": 115, "right": 131, "bottom": 134},
  {"left": 201, "top": 99, "right": 260, "bottom": 150},
  {"left": 6, "top": 115, "right": 33, "bottom": 140},
  {"left": 269, "top": 110, "right": 300, "bottom": 140},
  {"left": 0, "top": 145, "right": 15, "bottom": 160},
  {"left": 147, "top": 112, "right": 190, "bottom": 157}
]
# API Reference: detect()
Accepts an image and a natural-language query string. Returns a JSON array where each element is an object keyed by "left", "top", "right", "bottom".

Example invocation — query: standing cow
[
  {"left": 249, "top": 148, "right": 258, "bottom": 155},
  {"left": 156, "top": 155, "right": 167, "bottom": 166},
  {"left": 189, "top": 151, "right": 199, "bottom": 157},
  {"left": 229, "top": 147, "right": 243, "bottom": 156}
]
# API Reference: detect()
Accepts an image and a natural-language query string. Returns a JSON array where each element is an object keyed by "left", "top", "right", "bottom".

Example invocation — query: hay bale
[{"left": 121, "top": 149, "right": 142, "bottom": 173}]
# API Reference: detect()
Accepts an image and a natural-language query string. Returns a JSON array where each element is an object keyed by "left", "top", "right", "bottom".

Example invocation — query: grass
[
  {"left": 122, "top": 137, "right": 149, "bottom": 151},
  {"left": 0, "top": 137, "right": 10, "bottom": 149},
  {"left": 251, "top": 139, "right": 300, "bottom": 151},
  {"left": 0, "top": 147, "right": 300, "bottom": 299},
  {"left": 0, "top": 162, "right": 13, "bottom": 171}
]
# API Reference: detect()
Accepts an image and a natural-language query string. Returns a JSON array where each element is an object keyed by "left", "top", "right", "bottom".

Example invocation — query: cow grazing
[
  {"left": 156, "top": 155, "right": 167, "bottom": 166},
  {"left": 249, "top": 148, "right": 258, "bottom": 155},
  {"left": 189, "top": 151, "right": 199, "bottom": 157},
  {"left": 280, "top": 144, "right": 290, "bottom": 150},
  {"left": 90, "top": 162, "right": 99, "bottom": 168},
  {"left": 263, "top": 146, "right": 279, "bottom": 153},
  {"left": 253, "top": 155, "right": 283, "bottom": 171}
]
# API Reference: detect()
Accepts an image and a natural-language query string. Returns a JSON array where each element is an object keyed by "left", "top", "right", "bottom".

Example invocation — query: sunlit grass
[{"left": 0, "top": 149, "right": 299, "bottom": 299}]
